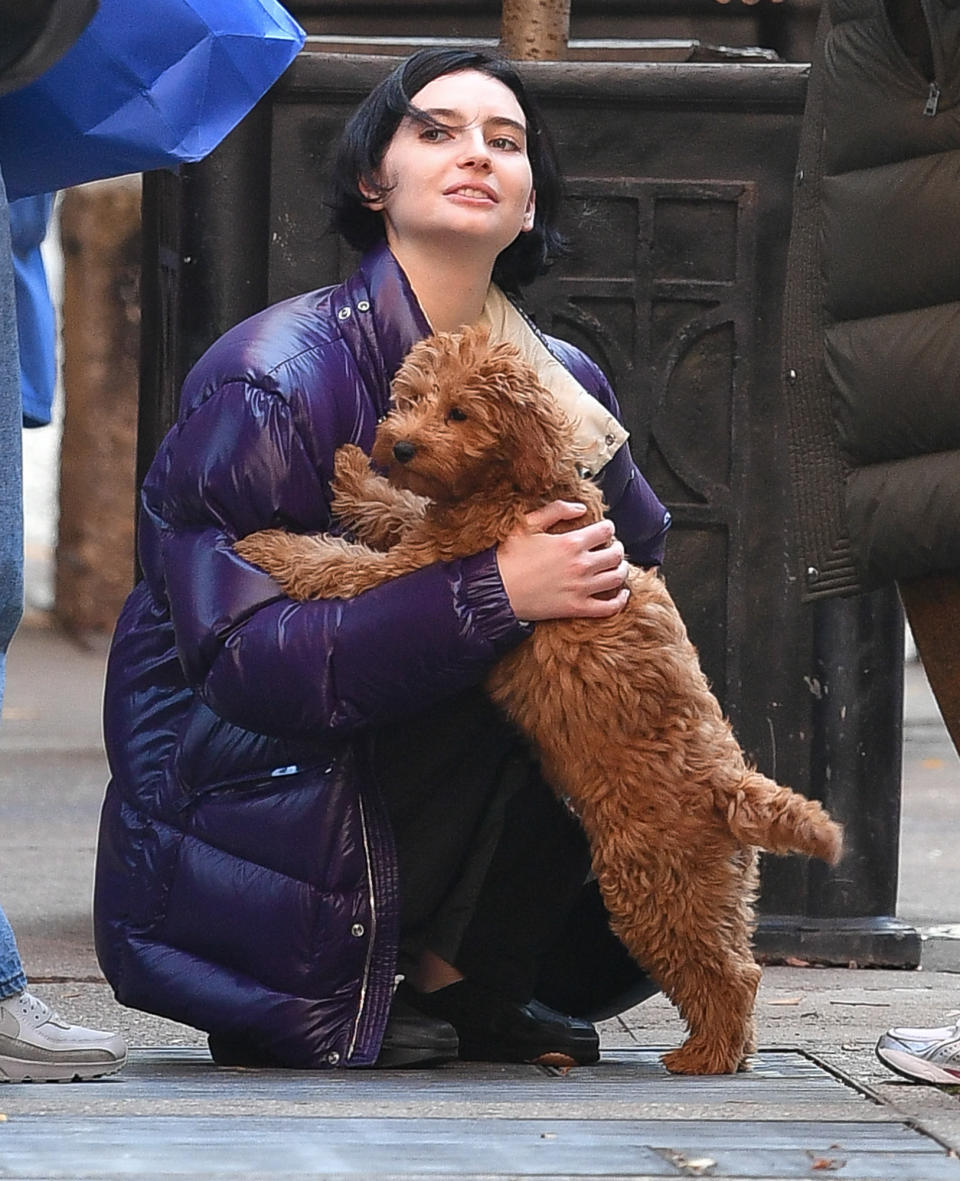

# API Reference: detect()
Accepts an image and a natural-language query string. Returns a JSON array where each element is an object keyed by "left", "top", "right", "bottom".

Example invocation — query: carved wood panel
[{"left": 525, "top": 178, "right": 757, "bottom": 703}]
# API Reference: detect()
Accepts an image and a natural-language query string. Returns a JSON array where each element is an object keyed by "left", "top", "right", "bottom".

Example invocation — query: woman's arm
[
  {"left": 150, "top": 380, "right": 531, "bottom": 740},
  {"left": 553, "top": 343, "right": 671, "bottom": 567},
  {"left": 598, "top": 442, "right": 672, "bottom": 568}
]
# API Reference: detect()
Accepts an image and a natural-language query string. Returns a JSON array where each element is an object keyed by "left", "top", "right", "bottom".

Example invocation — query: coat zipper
[
  {"left": 346, "top": 790, "right": 378, "bottom": 1061},
  {"left": 880, "top": 0, "right": 944, "bottom": 116},
  {"left": 173, "top": 761, "right": 318, "bottom": 811},
  {"left": 916, "top": 0, "right": 943, "bottom": 116}
]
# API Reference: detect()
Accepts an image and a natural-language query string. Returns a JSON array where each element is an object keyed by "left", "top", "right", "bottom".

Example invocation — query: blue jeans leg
[
  {"left": 0, "top": 905, "right": 26, "bottom": 1000},
  {"left": 0, "top": 169, "right": 23, "bottom": 699},
  {"left": 0, "top": 165, "right": 28, "bottom": 1000}
]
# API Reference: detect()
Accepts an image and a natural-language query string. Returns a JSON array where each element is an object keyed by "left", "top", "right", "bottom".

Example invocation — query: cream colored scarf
[{"left": 477, "top": 285, "right": 628, "bottom": 477}]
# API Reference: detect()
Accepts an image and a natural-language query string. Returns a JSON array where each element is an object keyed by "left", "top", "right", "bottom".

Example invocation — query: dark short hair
[{"left": 328, "top": 48, "right": 567, "bottom": 293}]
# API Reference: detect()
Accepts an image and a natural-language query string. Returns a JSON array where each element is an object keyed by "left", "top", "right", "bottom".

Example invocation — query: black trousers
[{"left": 371, "top": 687, "right": 594, "bottom": 1003}]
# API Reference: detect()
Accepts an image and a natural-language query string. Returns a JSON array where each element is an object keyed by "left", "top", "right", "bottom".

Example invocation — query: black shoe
[
  {"left": 208, "top": 1033, "right": 287, "bottom": 1067},
  {"left": 375, "top": 990, "right": 459, "bottom": 1068},
  {"left": 209, "top": 996, "right": 458, "bottom": 1070},
  {"left": 401, "top": 978, "right": 600, "bottom": 1065}
]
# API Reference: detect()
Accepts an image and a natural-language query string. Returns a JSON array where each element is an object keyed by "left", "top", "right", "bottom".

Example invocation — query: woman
[{"left": 94, "top": 48, "right": 671, "bottom": 1070}]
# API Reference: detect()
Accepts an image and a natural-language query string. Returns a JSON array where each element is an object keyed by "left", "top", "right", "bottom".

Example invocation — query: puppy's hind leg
[
  {"left": 730, "top": 847, "right": 761, "bottom": 1070},
  {"left": 658, "top": 946, "right": 761, "bottom": 1076},
  {"left": 594, "top": 849, "right": 761, "bottom": 1075}
]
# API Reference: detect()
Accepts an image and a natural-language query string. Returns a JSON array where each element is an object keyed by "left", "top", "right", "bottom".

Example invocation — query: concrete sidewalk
[{"left": 1, "top": 618, "right": 960, "bottom": 1177}]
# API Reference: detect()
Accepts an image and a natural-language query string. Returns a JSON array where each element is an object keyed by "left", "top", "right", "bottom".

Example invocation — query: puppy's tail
[{"left": 721, "top": 772, "right": 843, "bottom": 864}]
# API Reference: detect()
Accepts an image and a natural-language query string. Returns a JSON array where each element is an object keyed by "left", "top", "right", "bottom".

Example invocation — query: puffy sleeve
[
  {"left": 143, "top": 372, "right": 530, "bottom": 741},
  {"left": 562, "top": 348, "right": 671, "bottom": 567}
]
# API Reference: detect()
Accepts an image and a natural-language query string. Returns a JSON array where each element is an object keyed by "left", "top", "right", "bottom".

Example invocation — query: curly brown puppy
[{"left": 235, "top": 326, "right": 843, "bottom": 1075}]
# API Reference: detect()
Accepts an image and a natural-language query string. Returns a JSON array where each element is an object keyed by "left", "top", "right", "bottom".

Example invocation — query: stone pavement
[{"left": 1, "top": 619, "right": 960, "bottom": 1178}]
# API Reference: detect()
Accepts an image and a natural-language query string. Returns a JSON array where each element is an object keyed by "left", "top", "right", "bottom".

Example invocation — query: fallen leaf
[
  {"left": 829, "top": 999, "right": 890, "bottom": 1007},
  {"left": 766, "top": 996, "right": 803, "bottom": 1006},
  {"left": 807, "top": 1150, "right": 844, "bottom": 1170},
  {"left": 784, "top": 956, "right": 810, "bottom": 967},
  {"left": 666, "top": 1151, "right": 716, "bottom": 1175},
  {"left": 533, "top": 1052, "right": 576, "bottom": 1071}
]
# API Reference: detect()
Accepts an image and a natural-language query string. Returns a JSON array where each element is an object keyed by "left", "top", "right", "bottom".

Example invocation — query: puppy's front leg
[
  {"left": 234, "top": 530, "right": 378, "bottom": 600},
  {"left": 332, "top": 443, "right": 427, "bottom": 550},
  {"left": 235, "top": 529, "right": 420, "bottom": 600}
]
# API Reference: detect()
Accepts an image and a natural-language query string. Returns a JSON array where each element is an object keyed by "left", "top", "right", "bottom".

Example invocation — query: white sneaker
[
  {"left": 0, "top": 991, "right": 127, "bottom": 1082},
  {"left": 875, "top": 1016, "right": 960, "bottom": 1085}
]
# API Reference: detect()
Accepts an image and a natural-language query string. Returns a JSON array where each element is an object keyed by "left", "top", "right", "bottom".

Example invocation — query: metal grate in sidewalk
[{"left": 1, "top": 1047, "right": 957, "bottom": 1178}]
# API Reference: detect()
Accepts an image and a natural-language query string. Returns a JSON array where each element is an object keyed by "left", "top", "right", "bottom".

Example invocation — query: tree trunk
[
  {"left": 500, "top": 0, "right": 570, "bottom": 60},
  {"left": 56, "top": 177, "right": 140, "bottom": 640}
]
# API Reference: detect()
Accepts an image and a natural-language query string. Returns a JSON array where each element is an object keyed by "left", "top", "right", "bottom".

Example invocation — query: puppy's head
[{"left": 372, "top": 326, "right": 577, "bottom": 503}]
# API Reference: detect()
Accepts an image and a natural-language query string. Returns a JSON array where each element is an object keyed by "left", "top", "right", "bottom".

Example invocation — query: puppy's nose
[{"left": 393, "top": 441, "right": 416, "bottom": 463}]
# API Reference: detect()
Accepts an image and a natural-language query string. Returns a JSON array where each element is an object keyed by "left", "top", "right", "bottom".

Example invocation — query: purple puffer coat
[{"left": 93, "top": 242, "right": 670, "bottom": 1068}]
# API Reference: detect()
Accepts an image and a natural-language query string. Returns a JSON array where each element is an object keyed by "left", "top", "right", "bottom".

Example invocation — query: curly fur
[{"left": 235, "top": 326, "right": 843, "bottom": 1075}]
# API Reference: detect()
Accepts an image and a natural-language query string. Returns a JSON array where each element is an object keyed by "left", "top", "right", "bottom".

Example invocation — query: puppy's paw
[
  {"left": 234, "top": 528, "right": 298, "bottom": 575},
  {"left": 331, "top": 444, "right": 379, "bottom": 526},
  {"left": 234, "top": 529, "right": 346, "bottom": 600},
  {"left": 332, "top": 444, "right": 372, "bottom": 497},
  {"left": 661, "top": 1040, "right": 742, "bottom": 1076}
]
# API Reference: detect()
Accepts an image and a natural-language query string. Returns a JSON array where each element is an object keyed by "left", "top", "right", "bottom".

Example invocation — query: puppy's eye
[{"left": 447, "top": 407, "right": 468, "bottom": 422}]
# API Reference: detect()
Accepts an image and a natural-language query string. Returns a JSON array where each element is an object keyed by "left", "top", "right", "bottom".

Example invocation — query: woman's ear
[
  {"left": 521, "top": 190, "right": 536, "bottom": 233},
  {"left": 358, "top": 174, "right": 385, "bottom": 210}
]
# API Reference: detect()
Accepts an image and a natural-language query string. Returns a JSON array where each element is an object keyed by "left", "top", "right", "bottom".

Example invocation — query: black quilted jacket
[{"left": 821, "top": 0, "right": 960, "bottom": 588}]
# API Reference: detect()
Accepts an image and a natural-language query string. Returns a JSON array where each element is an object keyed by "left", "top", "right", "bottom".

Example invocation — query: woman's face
[{"left": 367, "top": 69, "right": 537, "bottom": 261}]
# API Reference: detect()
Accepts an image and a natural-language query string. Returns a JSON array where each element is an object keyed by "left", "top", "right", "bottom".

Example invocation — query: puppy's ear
[{"left": 495, "top": 365, "right": 579, "bottom": 495}]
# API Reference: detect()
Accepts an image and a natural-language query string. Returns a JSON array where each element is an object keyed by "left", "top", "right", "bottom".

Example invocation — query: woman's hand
[{"left": 496, "top": 500, "right": 630, "bottom": 622}]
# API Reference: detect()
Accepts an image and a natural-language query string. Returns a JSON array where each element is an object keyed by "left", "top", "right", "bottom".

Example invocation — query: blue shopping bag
[{"left": 0, "top": 0, "right": 305, "bottom": 200}]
